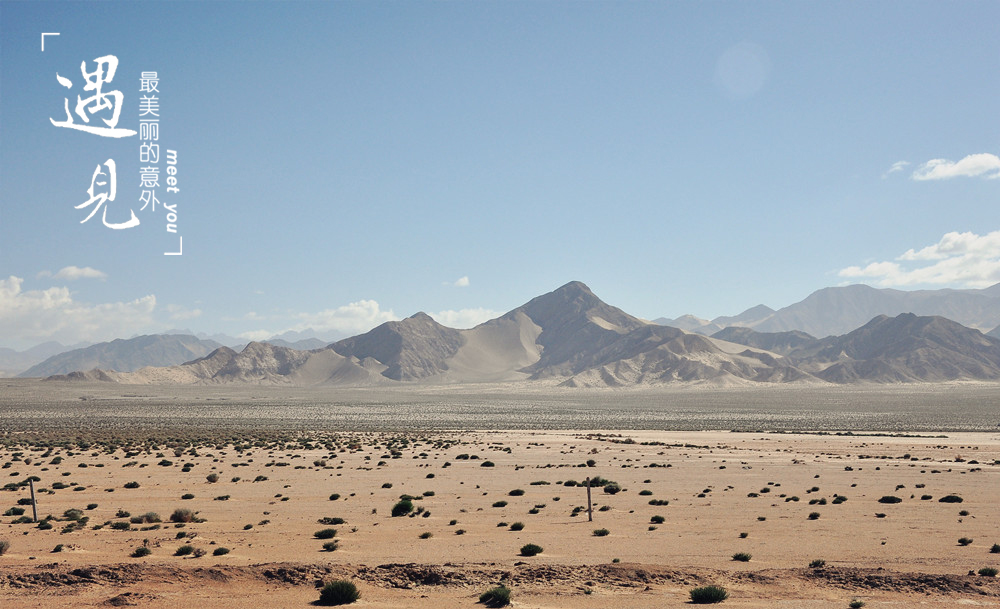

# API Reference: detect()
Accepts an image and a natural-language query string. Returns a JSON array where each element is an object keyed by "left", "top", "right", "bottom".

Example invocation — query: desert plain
[{"left": 1, "top": 380, "right": 999, "bottom": 608}]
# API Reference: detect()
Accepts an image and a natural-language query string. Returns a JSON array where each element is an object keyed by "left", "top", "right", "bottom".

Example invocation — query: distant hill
[
  {"left": 265, "top": 338, "right": 327, "bottom": 350},
  {"left": 0, "top": 341, "right": 80, "bottom": 377},
  {"left": 22, "top": 335, "right": 223, "bottom": 377},
  {"left": 660, "top": 283, "right": 1000, "bottom": 338},
  {"left": 652, "top": 314, "right": 718, "bottom": 334},
  {"left": 50, "top": 341, "right": 389, "bottom": 386},
  {"left": 711, "top": 327, "right": 817, "bottom": 356}
]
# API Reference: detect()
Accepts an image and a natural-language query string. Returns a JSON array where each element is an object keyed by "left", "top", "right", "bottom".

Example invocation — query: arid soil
[{"left": 2, "top": 421, "right": 999, "bottom": 608}]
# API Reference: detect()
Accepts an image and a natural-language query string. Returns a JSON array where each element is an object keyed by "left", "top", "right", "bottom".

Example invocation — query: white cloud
[
  {"left": 453, "top": 276, "right": 470, "bottom": 287},
  {"left": 838, "top": 231, "right": 1000, "bottom": 288},
  {"left": 839, "top": 261, "right": 902, "bottom": 279},
  {"left": 430, "top": 308, "right": 501, "bottom": 329},
  {"left": 166, "top": 304, "right": 203, "bottom": 321},
  {"left": 294, "top": 300, "right": 397, "bottom": 332},
  {"left": 237, "top": 329, "right": 273, "bottom": 342},
  {"left": 37, "top": 266, "right": 108, "bottom": 281},
  {"left": 240, "top": 300, "right": 399, "bottom": 340},
  {"left": 882, "top": 160, "right": 909, "bottom": 178},
  {"left": 912, "top": 153, "right": 1000, "bottom": 181},
  {"left": 0, "top": 275, "right": 156, "bottom": 348}
]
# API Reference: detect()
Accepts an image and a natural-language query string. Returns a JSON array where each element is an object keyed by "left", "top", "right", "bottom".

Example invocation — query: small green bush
[
  {"left": 315, "top": 528, "right": 337, "bottom": 539},
  {"left": 977, "top": 567, "right": 998, "bottom": 577},
  {"left": 479, "top": 584, "right": 511, "bottom": 607},
  {"left": 132, "top": 546, "right": 151, "bottom": 557},
  {"left": 593, "top": 528, "right": 610, "bottom": 537},
  {"left": 131, "top": 512, "right": 161, "bottom": 524},
  {"left": 322, "top": 540, "right": 339, "bottom": 552},
  {"left": 318, "top": 580, "right": 360, "bottom": 605},
  {"left": 213, "top": 547, "right": 230, "bottom": 556},
  {"left": 877, "top": 496, "right": 902, "bottom": 504},
  {"left": 0, "top": 540, "right": 10, "bottom": 555},
  {"left": 391, "top": 499, "right": 413, "bottom": 517},
  {"left": 175, "top": 544, "right": 194, "bottom": 556},
  {"left": 492, "top": 501, "right": 508, "bottom": 508},
  {"left": 939, "top": 495, "right": 963, "bottom": 503},
  {"left": 509, "top": 522, "right": 524, "bottom": 531},
  {"left": 732, "top": 552, "right": 752, "bottom": 562},
  {"left": 124, "top": 481, "right": 140, "bottom": 489},
  {"left": 419, "top": 531, "right": 432, "bottom": 539},
  {"left": 170, "top": 508, "right": 197, "bottom": 523},
  {"left": 848, "top": 600, "right": 865, "bottom": 609},
  {"left": 689, "top": 585, "right": 729, "bottom": 604},
  {"left": 959, "top": 537, "right": 974, "bottom": 546},
  {"left": 809, "top": 559, "right": 826, "bottom": 568},
  {"left": 808, "top": 512, "right": 821, "bottom": 520},
  {"left": 990, "top": 543, "right": 1000, "bottom": 554},
  {"left": 206, "top": 474, "right": 219, "bottom": 483},
  {"left": 520, "top": 543, "right": 543, "bottom": 557},
  {"left": 508, "top": 489, "right": 525, "bottom": 496},
  {"left": 650, "top": 515, "right": 665, "bottom": 524}
]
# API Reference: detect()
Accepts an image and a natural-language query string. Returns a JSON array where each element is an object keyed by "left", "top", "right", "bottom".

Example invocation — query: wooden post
[
  {"left": 586, "top": 477, "right": 593, "bottom": 522},
  {"left": 29, "top": 478, "right": 38, "bottom": 523}
]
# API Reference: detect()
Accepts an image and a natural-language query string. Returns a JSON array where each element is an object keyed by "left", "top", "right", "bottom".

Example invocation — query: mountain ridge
[{"left": 31, "top": 281, "right": 1000, "bottom": 387}]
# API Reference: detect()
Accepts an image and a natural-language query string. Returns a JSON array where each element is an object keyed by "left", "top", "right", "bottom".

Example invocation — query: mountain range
[
  {"left": 21, "top": 334, "right": 224, "bottom": 378},
  {"left": 39, "top": 281, "right": 1000, "bottom": 387},
  {"left": 656, "top": 283, "right": 1000, "bottom": 338}
]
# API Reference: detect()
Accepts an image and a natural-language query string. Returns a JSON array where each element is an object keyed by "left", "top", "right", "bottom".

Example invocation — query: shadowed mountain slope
[
  {"left": 788, "top": 313, "right": 1000, "bottom": 382},
  {"left": 331, "top": 312, "right": 464, "bottom": 381}
]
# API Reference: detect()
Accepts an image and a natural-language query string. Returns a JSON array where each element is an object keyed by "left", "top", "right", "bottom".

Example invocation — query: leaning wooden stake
[
  {"left": 586, "top": 477, "right": 593, "bottom": 522},
  {"left": 29, "top": 478, "right": 38, "bottom": 523}
]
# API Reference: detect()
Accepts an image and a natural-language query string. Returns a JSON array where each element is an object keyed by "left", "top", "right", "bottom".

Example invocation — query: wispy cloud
[
  {"left": 429, "top": 308, "right": 501, "bottom": 329},
  {"left": 37, "top": 266, "right": 108, "bottom": 281},
  {"left": 838, "top": 231, "right": 1000, "bottom": 288},
  {"left": 912, "top": 153, "right": 1000, "bottom": 181},
  {"left": 166, "top": 304, "right": 202, "bottom": 321},
  {"left": 444, "top": 276, "right": 470, "bottom": 287},
  {"left": 0, "top": 275, "right": 156, "bottom": 347},
  {"left": 881, "top": 160, "right": 909, "bottom": 179}
]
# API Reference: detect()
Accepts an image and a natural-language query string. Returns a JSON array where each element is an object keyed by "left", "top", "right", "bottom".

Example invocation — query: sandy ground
[{"left": 2, "top": 429, "right": 999, "bottom": 608}]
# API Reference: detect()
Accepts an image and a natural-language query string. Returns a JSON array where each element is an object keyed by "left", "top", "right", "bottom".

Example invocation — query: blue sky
[{"left": 1, "top": 1, "right": 998, "bottom": 350}]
